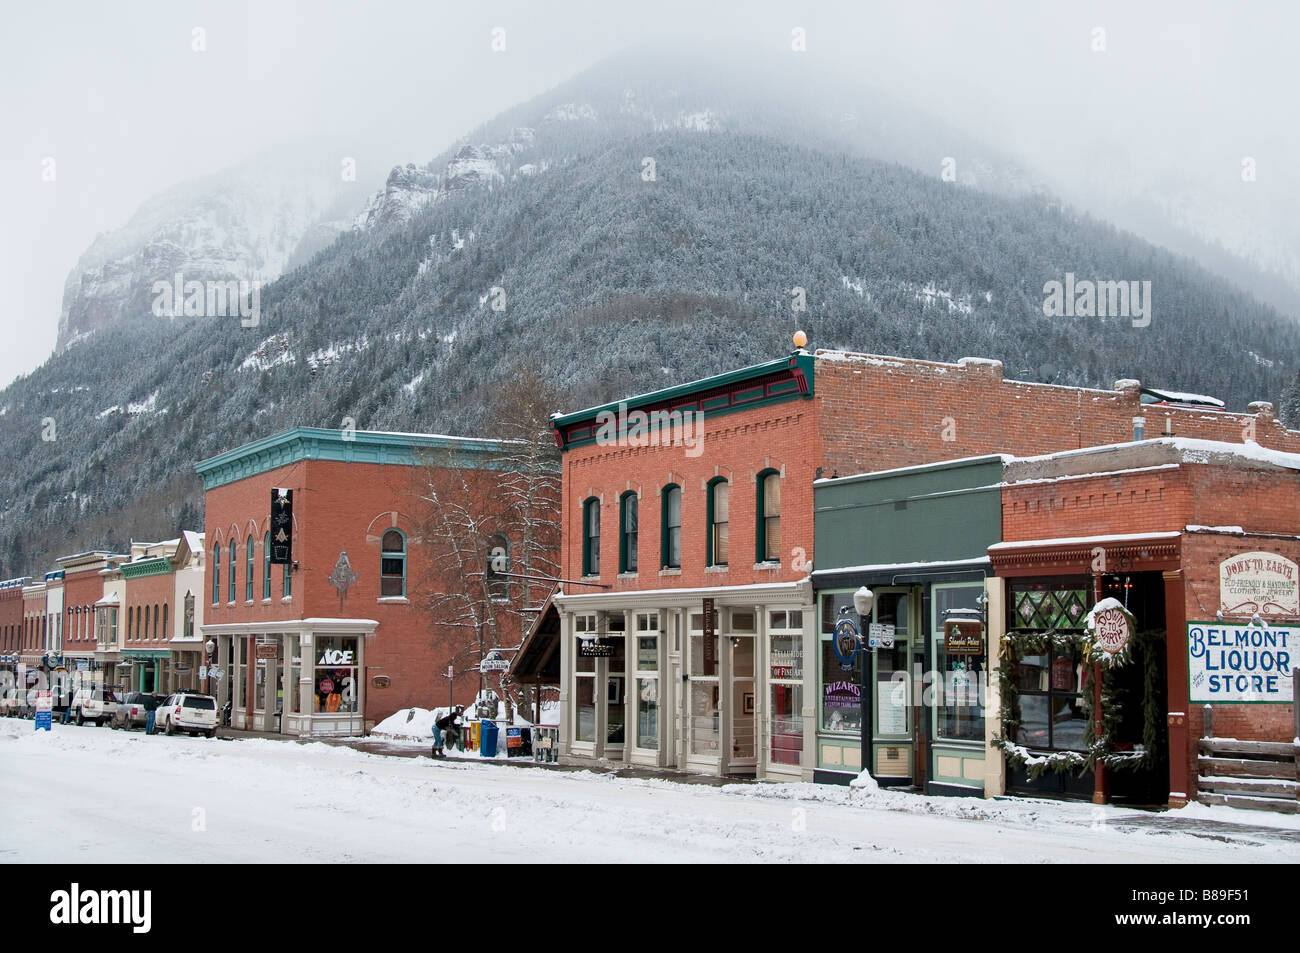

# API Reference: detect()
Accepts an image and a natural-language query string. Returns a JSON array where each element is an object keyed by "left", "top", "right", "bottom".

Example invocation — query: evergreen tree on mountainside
[{"left": 1, "top": 49, "right": 1298, "bottom": 577}]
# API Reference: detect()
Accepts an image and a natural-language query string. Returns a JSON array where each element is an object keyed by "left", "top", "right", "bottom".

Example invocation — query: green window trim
[
  {"left": 582, "top": 498, "right": 600, "bottom": 576},
  {"left": 263, "top": 532, "right": 271, "bottom": 599},
  {"left": 228, "top": 541, "right": 236, "bottom": 603},
  {"left": 755, "top": 468, "right": 781, "bottom": 564},
  {"left": 619, "top": 491, "right": 638, "bottom": 574},
  {"left": 212, "top": 546, "right": 220, "bottom": 605},
  {"left": 660, "top": 484, "right": 681, "bottom": 569},
  {"left": 706, "top": 477, "right": 729, "bottom": 568},
  {"left": 246, "top": 535, "right": 255, "bottom": 601}
]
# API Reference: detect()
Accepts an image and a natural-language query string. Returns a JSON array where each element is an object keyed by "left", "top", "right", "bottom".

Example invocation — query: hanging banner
[
  {"left": 1218, "top": 552, "right": 1299, "bottom": 617},
  {"left": 270, "top": 488, "right": 293, "bottom": 564},
  {"left": 1187, "top": 622, "right": 1296, "bottom": 703}
]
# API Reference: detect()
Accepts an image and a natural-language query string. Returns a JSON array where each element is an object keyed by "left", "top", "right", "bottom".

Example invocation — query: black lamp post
[{"left": 852, "top": 587, "right": 875, "bottom": 779}]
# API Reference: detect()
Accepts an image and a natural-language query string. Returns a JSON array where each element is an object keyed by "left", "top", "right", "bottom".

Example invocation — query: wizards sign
[{"left": 270, "top": 488, "right": 293, "bottom": 564}]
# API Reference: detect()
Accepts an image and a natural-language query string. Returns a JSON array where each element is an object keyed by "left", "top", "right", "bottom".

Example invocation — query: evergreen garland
[{"left": 992, "top": 626, "right": 1165, "bottom": 779}]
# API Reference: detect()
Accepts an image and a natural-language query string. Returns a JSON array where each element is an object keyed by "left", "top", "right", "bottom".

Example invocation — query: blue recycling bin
[{"left": 479, "top": 719, "right": 499, "bottom": 758}]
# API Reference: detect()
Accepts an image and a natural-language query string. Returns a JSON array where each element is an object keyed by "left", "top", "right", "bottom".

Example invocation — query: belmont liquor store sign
[{"left": 1187, "top": 622, "right": 1296, "bottom": 703}]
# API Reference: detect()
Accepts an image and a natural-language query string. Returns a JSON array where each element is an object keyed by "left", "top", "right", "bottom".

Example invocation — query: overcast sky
[{"left": 2, "top": 0, "right": 1296, "bottom": 387}]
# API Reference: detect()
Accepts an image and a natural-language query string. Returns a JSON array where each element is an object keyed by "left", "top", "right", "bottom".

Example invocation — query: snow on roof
[
  {"left": 812, "top": 557, "right": 991, "bottom": 576},
  {"left": 989, "top": 531, "right": 1181, "bottom": 551},
  {"left": 814, "top": 454, "right": 1012, "bottom": 485},
  {"left": 1142, "top": 387, "right": 1225, "bottom": 407},
  {"left": 1008, "top": 437, "right": 1300, "bottom": 472}
]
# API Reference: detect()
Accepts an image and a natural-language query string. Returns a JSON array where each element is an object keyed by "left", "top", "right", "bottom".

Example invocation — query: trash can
[{"left": 479, "top": 719, "right": 499, "bottom": 758}]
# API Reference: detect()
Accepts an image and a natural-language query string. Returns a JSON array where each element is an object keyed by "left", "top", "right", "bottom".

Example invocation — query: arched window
[
  {"left": 707, "top": 478, "right": 729, "bottom": 567},
  {"left": 212, "top": 545, "right": 220, "bottom": 605},
  {"left": 582, "top": 498, "right": 601, "bottom": 576},
  {"left": 228, "top": 541, "right": 237, "bottom": 602},
  {"left": 486, "top": 533, "right": 510, "bottom": 601},
  {"left": 127, "top": 606, "right": 134, "bottom": 642},
  {"left": 246, "top": 535, "right": 255, "bottom": 601},
  {"left": 162, "top": 603, "right": 168, "bottom": 641},
  {"left": 619, "top": 492, "right": 638, "bottom": 574},
  {"left": 263, "top": 532, "right": 271, "bottom": 599},
  {"left": 661, "top": 484, "right": 681, "bottom": 569},
  {"left": 380, "top": 529, "right": 406, "bottom": 597},
  {"left": 153, "top": 604, "right": 159, "bottom": 640},
  {"left": 756, "top": 469, "right": 781, "bottom": 563}
]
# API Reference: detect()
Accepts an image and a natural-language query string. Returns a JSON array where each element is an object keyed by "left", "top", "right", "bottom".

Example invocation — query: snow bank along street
[{"left": 3, "top": 720, "right": 1295, "bottom": 864}]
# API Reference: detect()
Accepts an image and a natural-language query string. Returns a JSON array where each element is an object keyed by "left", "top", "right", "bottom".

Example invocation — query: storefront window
[
  {"left": 313, "top": 636, "right": 358, "bottom": 714},
  {"left": 575, "top": 672, "right": 596, "bottom": 742},
  {"left": 819, "top": 591, "right": 861, "bottom": 733},
  {"left": 873, "top": 592, "right": 911, "bottom": 737},
  {"left": 690, "top": 680, "right": 719, "bottom": 754},
  {"left": 769, "top": 613, "right": 804, "bottom": 765},
  {"left": 933, "top": 583, "right": 986, "bottom": 742},
  {"left": 1009, "top": 582, "right": 1090, "bottom": 752}
]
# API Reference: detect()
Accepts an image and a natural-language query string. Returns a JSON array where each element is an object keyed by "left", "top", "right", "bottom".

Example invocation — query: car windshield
[{"left": 182, "top": 697, "right": 215, "bottom": 710}]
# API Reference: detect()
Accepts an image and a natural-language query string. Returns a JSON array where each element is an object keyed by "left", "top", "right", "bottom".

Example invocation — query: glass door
[
  {"left": 728, "top": 634, "right": 756, "bottom": 769},
  {"left": 871, "top": 589, "right": 914, "bottom": 779}
]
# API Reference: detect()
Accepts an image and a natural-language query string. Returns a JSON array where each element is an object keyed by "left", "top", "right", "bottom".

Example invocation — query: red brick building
[
  {"left": 544, "top": 345, "right": 1300, "bottom": 781},
  {"left": 55, "top": 552, "right": 114, "bottom": 690},
  {"left": 0, "top": 578, "right": 29, "bottom": 700},
  {"left": 196, "top": 427, "right": 550, "bottom": 735},
  {"left": 989, "top": 439, "right": 1299, "bottom": 807}
]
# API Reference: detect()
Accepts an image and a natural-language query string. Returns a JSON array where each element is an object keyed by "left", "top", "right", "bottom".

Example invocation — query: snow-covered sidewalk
[{"left": 2, "top": 719, "right": 1293, "bottom": 863}]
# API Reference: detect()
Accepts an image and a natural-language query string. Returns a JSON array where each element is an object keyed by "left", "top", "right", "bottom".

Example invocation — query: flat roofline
[{"left": 815, "top": 454, "right": 1011, "bottom": 487}]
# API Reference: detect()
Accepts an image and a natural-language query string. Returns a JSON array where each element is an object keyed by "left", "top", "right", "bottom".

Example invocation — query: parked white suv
[
  {"left": 70, "top": 686, "right": 121, "bottom": 727},
  {"left": 158, "top": 693, "right": 218, "bottom": 738}
]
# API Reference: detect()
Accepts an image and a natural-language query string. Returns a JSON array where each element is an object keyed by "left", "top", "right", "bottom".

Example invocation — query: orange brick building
[{"left": 196, "top": 427, "right": 549, "bottom": 735}]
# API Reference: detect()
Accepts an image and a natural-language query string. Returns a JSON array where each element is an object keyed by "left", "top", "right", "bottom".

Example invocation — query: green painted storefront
[{"left": 811, "top": 455, "right": 1005, "bottom": 794}]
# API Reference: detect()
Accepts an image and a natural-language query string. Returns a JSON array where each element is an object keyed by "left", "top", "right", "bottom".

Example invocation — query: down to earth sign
[{"left": 1187, "top": 622, "right": 1296, "bottom": 703}]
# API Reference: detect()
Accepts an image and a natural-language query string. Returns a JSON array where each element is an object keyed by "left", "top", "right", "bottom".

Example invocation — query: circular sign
[
  {"left": 832, "top": 618, "right": 860, "bottom": 666},
  {"left": 319, "top": 678, "right": 335, "bottom": 694},
  {"left": 1093, "top": 608, "right": 1131, "bottom": 655}
]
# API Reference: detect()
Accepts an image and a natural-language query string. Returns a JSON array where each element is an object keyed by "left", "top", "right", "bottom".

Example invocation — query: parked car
[
  {"left": 157, "top": 692, "right": 218, "bottom": 737},
  {"left": 109, "top": 691, "right": 165, "bottom": 731},
  {"left": 69, "top": 687, "right": 121, "bottom": 726}
]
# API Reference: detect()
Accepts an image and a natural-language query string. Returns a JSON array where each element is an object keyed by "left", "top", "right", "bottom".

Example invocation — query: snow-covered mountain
[{"left": 56, "top": 142, "right": 379, "bottom": 352}]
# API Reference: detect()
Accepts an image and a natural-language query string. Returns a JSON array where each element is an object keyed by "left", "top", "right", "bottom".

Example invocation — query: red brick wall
[
  {"left": 0, "top": 586, "right": 22, "bottom": 655},
  {"left": 61, "top": 569, "right": 102, "bottom": 652},
  {"left": 123, "top": 572, "right": 174, "bottom": 650},
  {"left": 560, "top": 403, "right": 820, "bottom": 589},
  {"left": 1181, "top": 532, "right": 1298, "bottom": 745},
  {"left": 204, "top": 458, "right": 543, "bottom": 720},
  {"left": 815, "top": 353, "right": 1300, "bottom": 477}
]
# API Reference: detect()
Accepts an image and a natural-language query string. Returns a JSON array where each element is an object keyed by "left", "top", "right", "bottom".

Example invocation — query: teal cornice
[
  {"left": 195, "top": 427, "right": 513, "bottom": 490},
  {"left": 551, "top": 353, "right": 814, "bottom": 452},
  {"left": 120, "top": 558, "right": 174, "bottom": 580}
]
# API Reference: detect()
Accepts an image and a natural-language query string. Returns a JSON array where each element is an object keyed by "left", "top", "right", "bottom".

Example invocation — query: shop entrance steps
[{"left": 1195, "top": 737, "right": 1299, "bottom": 815}]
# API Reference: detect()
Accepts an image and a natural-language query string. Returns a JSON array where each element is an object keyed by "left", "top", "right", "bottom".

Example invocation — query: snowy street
[{"left": 3, "top": 719, "right": 1295, "bottom": 863}]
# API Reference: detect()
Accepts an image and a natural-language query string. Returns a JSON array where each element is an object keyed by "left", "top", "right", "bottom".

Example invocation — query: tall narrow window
[
  {"left": 619, "top": 492, "right": 639, "bottom": 574},
  {"left": 707, "top": 478, "right": 729, "bottom": 567},
  {"left": 661, "top": 485, "right": 681, "bottom": 569},
  {"left": 283, "top": 562, "right": 291, "bottom": 599},
  {"left": 380, "top": 529, "right": 406, "bottom": 597},
  {"left": 228, "top": 541, "right": 236, "bottom": 602},
  {"left": 162, "top": 603, "right": 168, "bottom": 642},
  {"left": 263, "top": 532, "right": 271, "bottom": 599},
  {"left": 246, "top": 535, "right": 255, "bottom": 601},
  {"left": 153, "top": 604, "right": 159, "bottom": 640},
  {"left": 212, "top": 545, "right": 220, "bottom": 604},
  {"left": 757, "top": 470, "right": 781, "bottom": 563},
  {"left": 582, "top": 499, "right": 601, "bottom": 576}
]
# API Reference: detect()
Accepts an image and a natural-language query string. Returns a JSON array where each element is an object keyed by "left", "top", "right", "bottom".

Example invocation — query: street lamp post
[
  {"left": 204, "top": 639, "right": 215, "bottom": 696},
  {"left": 852, "top": 587, "right": 875, "bottom": 781}
]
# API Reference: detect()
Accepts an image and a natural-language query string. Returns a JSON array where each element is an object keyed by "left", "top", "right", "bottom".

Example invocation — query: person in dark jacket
[{"left": 432, "top": 706, "right": 464, "bottom": 757}]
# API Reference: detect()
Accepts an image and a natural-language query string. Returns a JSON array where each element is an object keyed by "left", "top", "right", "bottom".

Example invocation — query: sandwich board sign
[{"left": 35, "top": 690, "right": 52, "bottom": 731}]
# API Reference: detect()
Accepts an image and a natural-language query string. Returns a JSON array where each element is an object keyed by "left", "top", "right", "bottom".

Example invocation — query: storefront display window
[
  {"left": 313, "top": 636, "right": 358, "bottom": 714},
  {"left": 873, "top": 591, "right": 911, "bottom": 737},
  {"left": 819, "top": 591, "right": 861, "bottom": 733},
  {"left": 1009, "top": 582, "right": 1090, "bottom": 752},
  {"left": 575, "top": 673, "right": 595, "bottom": 742},
  {"left": 932, "top": 583, "right": 986, "bottom": 742},
  {"left": 769, "top": 613, "right": 804, "bottom": 765}
]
